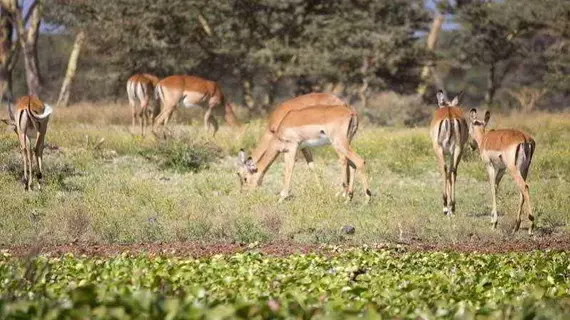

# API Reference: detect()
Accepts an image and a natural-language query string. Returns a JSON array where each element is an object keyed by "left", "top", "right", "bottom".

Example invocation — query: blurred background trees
[{"left": 0, "top": 0, "right": 567, "bottom": 122}]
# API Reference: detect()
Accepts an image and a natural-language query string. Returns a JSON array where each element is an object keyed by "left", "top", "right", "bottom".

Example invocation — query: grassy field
[{"left": 0, "top": 103, "right": 569, "bottom": 247}]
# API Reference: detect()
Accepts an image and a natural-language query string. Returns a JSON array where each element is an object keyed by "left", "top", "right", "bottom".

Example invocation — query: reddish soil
[{"left": 3, "top": 233, "right": 570, "bottom": 258}]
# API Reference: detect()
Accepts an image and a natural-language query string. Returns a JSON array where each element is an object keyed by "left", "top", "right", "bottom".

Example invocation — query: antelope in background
[
  {"left": 249, "top": 92, "right": 347, "bottom": 186},
  {"left": 126, "top": 73, "right": 160, "bottom": 136},
  {"left": 1, "top": 95, "right": 53, "bottom": 190},
  {"left": 153, "top": 75, "right": 241, "bottom": 136},
  {"left": 468, "top": 109, "right": 536, "bottom": 234},
  {"left": 237, "top": 104, "right": 371, "bottom": 203},
  {"left": 430, "top": 90, "right": 468, "bottom": 216}
]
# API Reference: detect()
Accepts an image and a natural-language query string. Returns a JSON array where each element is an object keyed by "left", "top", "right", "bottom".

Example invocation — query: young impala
[
  {"left": 430, "top": 90, "right": 469, "bottom": 216},
  {"left": 250, "top": 92, "right": 346, "bottom": 185},
  {"left": 2, "top": 96, "right": 53, "bottom": 190},
  {"left": 153, "top": 75, "right": 241, "bottom": 135},
  {"left": 237, "top": 104, "right": 371, "bottom": 203},
  {"left": 468, "top": 109, "right": 536, "bottom": 234},
  {"left": 126, "top": 73, "right": 160, "bottom": 136}
]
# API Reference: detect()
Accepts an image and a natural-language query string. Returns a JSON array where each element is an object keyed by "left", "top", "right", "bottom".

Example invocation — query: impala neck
[{"left": 472, "top": 126, "right": 486, "bottom": 152}]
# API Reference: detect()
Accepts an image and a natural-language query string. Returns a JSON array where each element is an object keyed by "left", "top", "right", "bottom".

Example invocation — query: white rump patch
[{"left": 34, "top": 104, "right": 53, "bottom": 119}]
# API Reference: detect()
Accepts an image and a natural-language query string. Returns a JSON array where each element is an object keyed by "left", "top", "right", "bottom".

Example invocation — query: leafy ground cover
[{"left": 1, "top": 249, "right": 569, "bottom": 319}]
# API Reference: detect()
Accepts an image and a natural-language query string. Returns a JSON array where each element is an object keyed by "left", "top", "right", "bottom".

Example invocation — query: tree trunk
[
  {"left": 10, "top": 0, "right": 43, "bottom": 96},
  {"left": 57, "top": 31, "right": 85, "bottom": 108},
  {"left": 417, "top": 13, "right": 445, "bottom": 96},
  {"left": 0, "top": 6, "right": 16, "bottom": 100},
  {"left": 485, "top": 63, "right": 496, "bottom": 106}
]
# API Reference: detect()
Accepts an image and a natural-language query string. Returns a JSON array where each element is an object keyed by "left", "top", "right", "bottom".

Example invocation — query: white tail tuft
[{"left": 34, "top": 104, "right": 53, "bottom": 119}]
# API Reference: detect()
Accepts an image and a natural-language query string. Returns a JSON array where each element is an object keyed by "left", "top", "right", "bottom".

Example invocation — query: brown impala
[
  {"left": 2, "top": 96, "right": 53, "bottom": 190},
  {"left": 153, "top": 75, "right": 241, "bottom": 135},
  {"left": 237, "top": 104, "right": 371, "bottom": 203},
  {"left": 250, "top": 92, "right": 347, "bottom": 186},
  {"left": 126, "top": 73, "right": 160, "bottom": 136},
  {"left": 430, "top": 90, "right": 469, "bottom": 216},
  {"left": 468, "top": 109, "right": 536, "bottom": 234}
]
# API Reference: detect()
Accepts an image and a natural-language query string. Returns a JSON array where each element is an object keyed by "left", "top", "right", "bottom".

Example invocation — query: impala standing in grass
[
  {"left": 237, "top": 104, "right": 371, "bottom": 203},
  {"left": 250, "top": 92, "right": 347, "bottom": 186},
  {"left": 126, "top": 73, "right": 160, "bottom": 136},
  {"left": 430, "top": 90, "right": 469, "bottom": 216},
  {"left": 468, "top": 109, "right": 536, "bottom": 234},
  {"left": 1, "top": 96, "right": 53, "bottom": 191},
  {"left": 153, "top": 75, "right": 241, "bottom": 135}
]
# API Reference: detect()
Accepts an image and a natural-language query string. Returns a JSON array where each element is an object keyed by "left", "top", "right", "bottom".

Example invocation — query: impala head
[
  {"left": 468, "top": 108, "right": 490, "bottom": 150},
  {"left": 236, "top": 149, "right": 258, "bottom": 187},
  {"left": 436, "top": 90, "right": 463, "bottom": 108}
]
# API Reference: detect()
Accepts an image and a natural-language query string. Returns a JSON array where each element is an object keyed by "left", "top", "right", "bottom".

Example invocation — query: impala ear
[
  {"left": 469, "top": 108, "right": 477, "bottom": 121},
  {"left": 484, "top": 110, "right": 491, "bottom": 125},
  {"left": 238, "top": 149, "right": 247, "bottom": 164},
  {"left": 436, "top": 90, "right": 448, "bottom": 107},
  {"left": 450, "top": 91, "right": 464, "bottom": 106}
]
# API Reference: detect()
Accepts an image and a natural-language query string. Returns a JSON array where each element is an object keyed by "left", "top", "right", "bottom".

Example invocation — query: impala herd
[{"left": 1, "top": 73, "right": 536, "bottom": 234}]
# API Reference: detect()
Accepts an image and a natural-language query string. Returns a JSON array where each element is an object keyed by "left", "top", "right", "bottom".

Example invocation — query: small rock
[{"left": 341, "top": 225, "right": 355, "bottom": 235}]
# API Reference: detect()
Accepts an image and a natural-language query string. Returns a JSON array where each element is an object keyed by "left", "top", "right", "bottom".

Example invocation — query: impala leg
[
  {"left": 509, "top": 166, "right": 532, "bottom": 233},
  {"left": 335, "top": 142, "right": 371, "bottom": 203},
  {"left": 34, "top": 123, "right": 47, "bottom": 190},
  {"left": 486, "top": 164, "right": 498, "bottom": 228},
  {"left": 434, "top": 145, "right": 448, "bottom": 215},
  {"left": 18, "top": 132, "right": 29, "bottom": 189},
  {"left": 519, "top": 160, "right": 534, "bottom": 235},
  {"left": 140, "top": 98, "right": 149, "bottom": 137},
  {"left": 129, "top": 99, "right": 137, "bottom": 133},
  {"left": 25, "top": 136, "right": 33, "bottom": 191},
  {"left": 449, "top": 147, "right": 463, "bottom": 215},
  {"left": 279, "top": 144, "right": 298, "bottom": 203},
  {"left": 204, "top": 105, "right": 219, "bottom": 136},
  {"left": 301, "top": 148, "right": 322, "bottom": 191}
]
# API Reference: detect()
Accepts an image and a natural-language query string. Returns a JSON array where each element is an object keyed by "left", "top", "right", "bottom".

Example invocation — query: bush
[{"left": 362, "top": 91, "right": 431, "bottom": 127}]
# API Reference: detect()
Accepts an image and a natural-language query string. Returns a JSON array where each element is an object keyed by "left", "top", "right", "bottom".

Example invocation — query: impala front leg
[{"left": 279, "top": 144, "right": 298, "bottom": 203}]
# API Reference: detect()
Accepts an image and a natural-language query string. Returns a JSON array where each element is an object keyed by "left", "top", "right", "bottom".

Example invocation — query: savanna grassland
[
  {"left": 0, "top": 104, "right": 569, "bottom": 247},
  {"left": 1, "top": 104, "right": 570, "bottom": 319}
]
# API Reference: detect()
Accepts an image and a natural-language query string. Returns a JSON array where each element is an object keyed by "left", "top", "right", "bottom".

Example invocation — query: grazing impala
[
  {"left": 1, "top": 96, "right": 53, "bottom": 190},
  {"left": 430, "top": 90, "right": 469, "bottom": 216},
  {"left": 250, "top": 92, "right": 346, "bottom": 185},
  {"left": 126, "top": 73, "right": 160, "bottom": 136},
  {"left": 153, "top": 75, "right": 241, "bottom": 135},
  {"left": 468, "top": 109, "right": 535, "bottom": 234},
  {"left": 237, "top": 104, "right": 371, "bottom": 203}
]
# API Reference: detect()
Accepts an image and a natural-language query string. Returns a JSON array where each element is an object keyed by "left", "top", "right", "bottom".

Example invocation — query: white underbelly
[{"left": 299, "top": 137, "right": 331, "bottom": 148}]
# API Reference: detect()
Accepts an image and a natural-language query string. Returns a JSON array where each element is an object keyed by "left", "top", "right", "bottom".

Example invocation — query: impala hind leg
[
  {"left": 334, "top": 142, "right": 371, "bottom": 203},
  {"left": 204, "top": 106, "right": 219, "bottom": 136},
  {"left": 509, "top": 166, "right": 532, "bottom": 234},
  {"left": 301, "top": 148, "right": 322, "bottom": 191},
  {"left": 434, "top": 145, "right": 449, "bottom": 215},
  {"left": 449, "top": 147, "right": 463, "bottom": 215},
  {"left": 18, "top": 132, "right": 29, "bottom": 189},
  {"left": 34, "top": 123, "right": 48, "bottom": 190},
  {"left": 279, "top": 144, "right": 298, "bottom": 203}
]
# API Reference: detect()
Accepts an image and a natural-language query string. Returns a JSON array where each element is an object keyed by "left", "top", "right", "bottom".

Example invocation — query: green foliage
[{"left": 1, "top": 250, "right": 570, "bottom": 318}]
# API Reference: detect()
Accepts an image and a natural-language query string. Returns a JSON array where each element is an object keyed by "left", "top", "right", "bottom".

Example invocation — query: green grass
[
  {"left": 1, "top": 249, "right": 569, "bottom": 319},
  {"left": 0, "top": 105, "right": 569, "bottom": 246}
]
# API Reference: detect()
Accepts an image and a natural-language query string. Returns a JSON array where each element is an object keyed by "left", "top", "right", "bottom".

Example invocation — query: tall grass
[{"left": 0, "top": 103, "right": 568, "bottom": 246}]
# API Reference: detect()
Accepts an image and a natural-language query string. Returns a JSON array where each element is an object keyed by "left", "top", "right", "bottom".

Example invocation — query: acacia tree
[
  {"left": 1, "top": 0, "right": 44, "bottom": 96},
  {"left": 0, "top": 6, "right": 17, "bottom": 99}
]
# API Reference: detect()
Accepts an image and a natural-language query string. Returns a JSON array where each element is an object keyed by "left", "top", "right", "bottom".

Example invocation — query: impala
[
  {"left": 126, "top": 73, "right": 160, "bottom": 136},
  {"left": 237, "top": 104, "right": 371, "bottom": 203},
  {"left": 250, "top": 92, "right": 346, "bottom": 185},
  {"left": 153, "top": 75, "right": 241, "bottom": 135},
  {"left": 468, "top": 109, "right": 535, "bottom": 234},
  {"left": 430, "top": 90, "right": 469, "bottom": 216},
  {"left": 1, "top": 96, "right": 53, "bottom": 190}
]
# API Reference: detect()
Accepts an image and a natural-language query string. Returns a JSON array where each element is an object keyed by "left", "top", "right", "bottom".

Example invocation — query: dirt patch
[{"left": 3, "top": 233, "right": 570, "bottom": 258}]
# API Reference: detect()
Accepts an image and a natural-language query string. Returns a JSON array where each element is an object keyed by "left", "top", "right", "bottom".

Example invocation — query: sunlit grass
[{"left": 0, "top": 103, "right": 568, "bottom": 246}]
